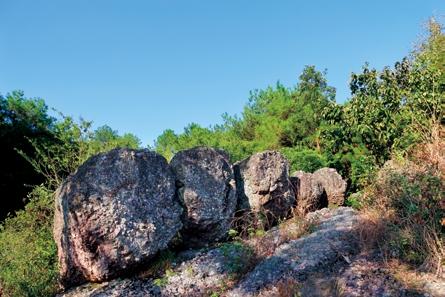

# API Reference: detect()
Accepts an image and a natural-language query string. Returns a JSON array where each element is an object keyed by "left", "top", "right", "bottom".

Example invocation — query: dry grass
[
  {"left": 410, "top": 121, "right": 445, "bottom": 177},
  {"left": 356, "top": 209, "right": 389, "bottom": 252},
  {"left": 359, "top": 125, "right": 445, "bottom": 276},
  {"left": 243, "top": 212, "right": 316, "bottom": 260},
  {"left": 385, "top": 258, "right": 439, "bottom": 292},
  {"left": 256, "top": 277, "right": 301, "bottom": 297},
  {"left": 230, "top": 207, "right": 286, "bottom": 239}
]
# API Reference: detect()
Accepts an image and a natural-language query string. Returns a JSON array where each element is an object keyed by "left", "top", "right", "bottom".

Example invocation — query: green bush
[
  {"left": 366, "top": 153, "right": 444, "bottom": 272},
  {"left": 327, "top": 145, "right": 376, "bottom": 193},
  {"left": 281, "top": 147, "right": 327, "bottom": 173},
  {"left": 0, "top": 185, "right": 58, "bottom": 297},
  {"left": 383, "top": 170, "right": 444, "bottom": 266}
]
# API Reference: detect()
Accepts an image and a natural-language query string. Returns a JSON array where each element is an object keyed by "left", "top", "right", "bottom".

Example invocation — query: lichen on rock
[{"left": 54, "top": 148, "right": 183, "bottom": 288}]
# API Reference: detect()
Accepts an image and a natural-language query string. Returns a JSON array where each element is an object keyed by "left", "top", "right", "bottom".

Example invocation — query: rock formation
[
  {"left": 58, "top": 208, "right": 360, "bottom": 297},
  {"left": 54, "top": 147, "right": 363, "bottom": 296},
  {"left": 291, "top": 171, "right": 327, "bottom": 215},
  {"left": 312, "top": 167, "right": 347, "bottom": 207},
  {"left": 54, "top": 148, "right": 183, "bottom": 288},
  {"left": 170, "top": 147, "right": 236, "bottom": 247},
  {"left": 233, "top": 151, "right": 295, "bottom": 222},
  {"left": 226, "top": 207, "right": 359, "bottom": 296}
]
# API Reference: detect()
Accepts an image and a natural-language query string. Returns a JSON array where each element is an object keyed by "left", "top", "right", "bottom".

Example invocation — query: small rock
[
  {"left": 290, "top": 171, "right": 327, "bottom": 215},
  {"left": 312, "top": 168, "right": 347, "bottom": 207}
]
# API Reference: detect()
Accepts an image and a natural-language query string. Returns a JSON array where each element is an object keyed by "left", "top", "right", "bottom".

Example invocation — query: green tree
[
  {"left": 321, "top": 21, "right": 444, "bottom": 191},
  {"left": 0, "top": 91, "right": 56, "bottom": 221},
  {"left": 154, "top": 66, "right": 336, "bottom": 165}
]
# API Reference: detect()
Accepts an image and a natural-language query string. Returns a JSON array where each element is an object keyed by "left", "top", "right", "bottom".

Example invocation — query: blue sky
[{"left": 1, "top": 1, "right": 443, "bottom": 146}]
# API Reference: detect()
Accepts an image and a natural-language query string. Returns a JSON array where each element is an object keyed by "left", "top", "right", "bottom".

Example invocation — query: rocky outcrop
[
  {"left": 312, "top": 168, "right": 347, "bottom": 207},
  {"left": 58, "top": 207, "right": 360, "bottom": 297},
  {"left": 290, "top": 171, "right": 327, "bottom": 215},
  {"left": 59, "top": 242, "right": 254, "bottom": 297},
  {"left": 234, "top": 151, "right": 295, "bottom": 222},
  {"left": 54, "top": 148, "right": 362, "bottom": 296},
  {"left": 54, "top": 148, "right": 183, "bottom": 288},
  {"left": 226, "top": 207, "right": 359, "bottom": 296},
  {"left": 54, "top": 146, "right": 443, "bottom": 297},
  {"left": 170, "top": 147, "right": 237, "bottom": 247}
]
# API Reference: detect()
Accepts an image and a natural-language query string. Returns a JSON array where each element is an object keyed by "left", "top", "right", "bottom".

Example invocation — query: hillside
[{"left": 0, "top": 19, "right": 443, "bottom": 297}]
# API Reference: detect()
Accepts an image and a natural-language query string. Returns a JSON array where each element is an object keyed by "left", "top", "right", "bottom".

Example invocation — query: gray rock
[
  {"left": 59, "top": 207, "right": 360, "bottom": 297},
  {"left": 160, "top": 244, "right": 253, "bottom": 297},
  {"left": 57, "top": 279, "right": 158, "bottom": 297},
  {"left": 234, "top": 151, "right": 295, "bottom": 223},
  {"left": 59, "top": 243, "right": 253, "bottom": 297},
  {"left": 290, "top": 171, "right": 327, "bottom": 215},
  {"left": 170, "top": 147, "right": 237, "bottom": 247},
  {"left": 336, "top": 254, "right": 411, "bottom": 297},
  {"left": 226, "top": 207, "right": 359, "bottom": 296},
  {"left": 312, "top": 168, "right": 347, "bottom": 207},
  {"left": 54, "top": 148, "right": 183, "bottom": 288}
]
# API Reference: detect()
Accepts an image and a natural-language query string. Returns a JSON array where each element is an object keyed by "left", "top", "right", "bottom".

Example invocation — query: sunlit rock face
[
  {"left": 234, "top": 151, "right": 295, "bottom": 223},
  {"left": 313, "top": 167, "right": 347, "bottom": 207},
  {"left": 59, "top": 207, "right": 360, "bottom": 297},
  {"left": 54, "top": 148, "right": 182, "bottom": 288},
  {"left": 290, "top": 171, "right": 327, "bottom": 215},
  {"left": 170, "top": 147, "right": 236, "bottom": 247}
]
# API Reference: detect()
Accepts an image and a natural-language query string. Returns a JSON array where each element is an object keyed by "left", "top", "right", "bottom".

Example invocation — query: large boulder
[
  {"left": 170, "top": 147, "right": 237, "bottom": 247},
  {"left": 234, "top": 151, "right": 295, "bottom": 222},
  {"left": 54, "top": 148, "right": 183, "bottom": 288},
  {"left": 312, "top": 168, "right": 347, "bottom": 207},
  {"left": 59, "top": 208, "right": 360, "bottom": 297},
  {"left": 290, "top": 171, "right": 327, "bottom": 215}
]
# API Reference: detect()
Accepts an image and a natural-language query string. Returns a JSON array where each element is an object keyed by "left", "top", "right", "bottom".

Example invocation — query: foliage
[
  {"left": 321, "top": 21, "right": 444, "bottom": 190},
  {"left": 0, "top": 186, "right": 58, "bottom": 297},
  {"left": 155, "top": 21, "right": 443, "bottom": 195},
  {"left": 0, "top": 104, "right": 141, "bottom": 296},
  {"left": 416, "top": 18, "right": 445, "bottom": 91},
  {"left": 281, "top": 147, "right": 327, "bottom": 173},
  {"left": 219, "top": 242, "right": 255, "bottom": 276},
  {"left": 155, "top": 66, "right": 335, "bottom": 165},
  {"left": 0, "top": 90, "right": 142, "bottom": 220},
  {"left": 0, "top": 17, "right": 443, "bottom": 296},
  {"left": 0, "top": 91, "right": 56, "bottom": 220},
  {"left": 364, "top": 149, "right": 444, "bottom": 273},
  {"left": 18, "top": 117, "right": 141, "bottom": 189}
]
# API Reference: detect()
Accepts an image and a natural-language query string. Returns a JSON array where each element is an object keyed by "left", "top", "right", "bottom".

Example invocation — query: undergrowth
[
  {"left": 359, "top": 126, "right": 444, "bottom": 276},
  {"left": 0, "top": 186, "right": 58, "bottom": 297}
]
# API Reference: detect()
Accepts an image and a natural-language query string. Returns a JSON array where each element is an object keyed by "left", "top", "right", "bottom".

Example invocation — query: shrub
[
  {"left": 0, "top": 185, "right": 58, "bottom": 297},
  {"left": 281, "top": 147, "right": 327, "bottom": 173},
  {"left": 363, "top": 132, "right": 444, "bottom": 275},
  {"left": 325, "top": 144, "right": 376, "bottom": 193}
]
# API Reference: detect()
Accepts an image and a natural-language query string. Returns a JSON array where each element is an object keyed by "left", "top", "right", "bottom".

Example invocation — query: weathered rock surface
[
  {"left": 234, "top": 151, "right": 295, "bottom": 222},
  {"left": 226, "top": 207, "right": 359, "bottom": 296},
  {"left": 312, "top": 167, "right": 347, "bottom": 207},
  {"left": 290, "top": 171, "right": 327, "bottom": 215},
  {"left": 59, "top": 207, "right": 360, "bottom": 297},
  {"left": 54, "top": 148, "right": 183, "bottom": 288},
  {"left": 59, "top": 242, "right": 253, "bottom": 297},
  {"left": 57, "top": 279, "right": 156, "bottom": 297},
  {"left": 170, "top": 147, "right": 237, "bottom": 247}
]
